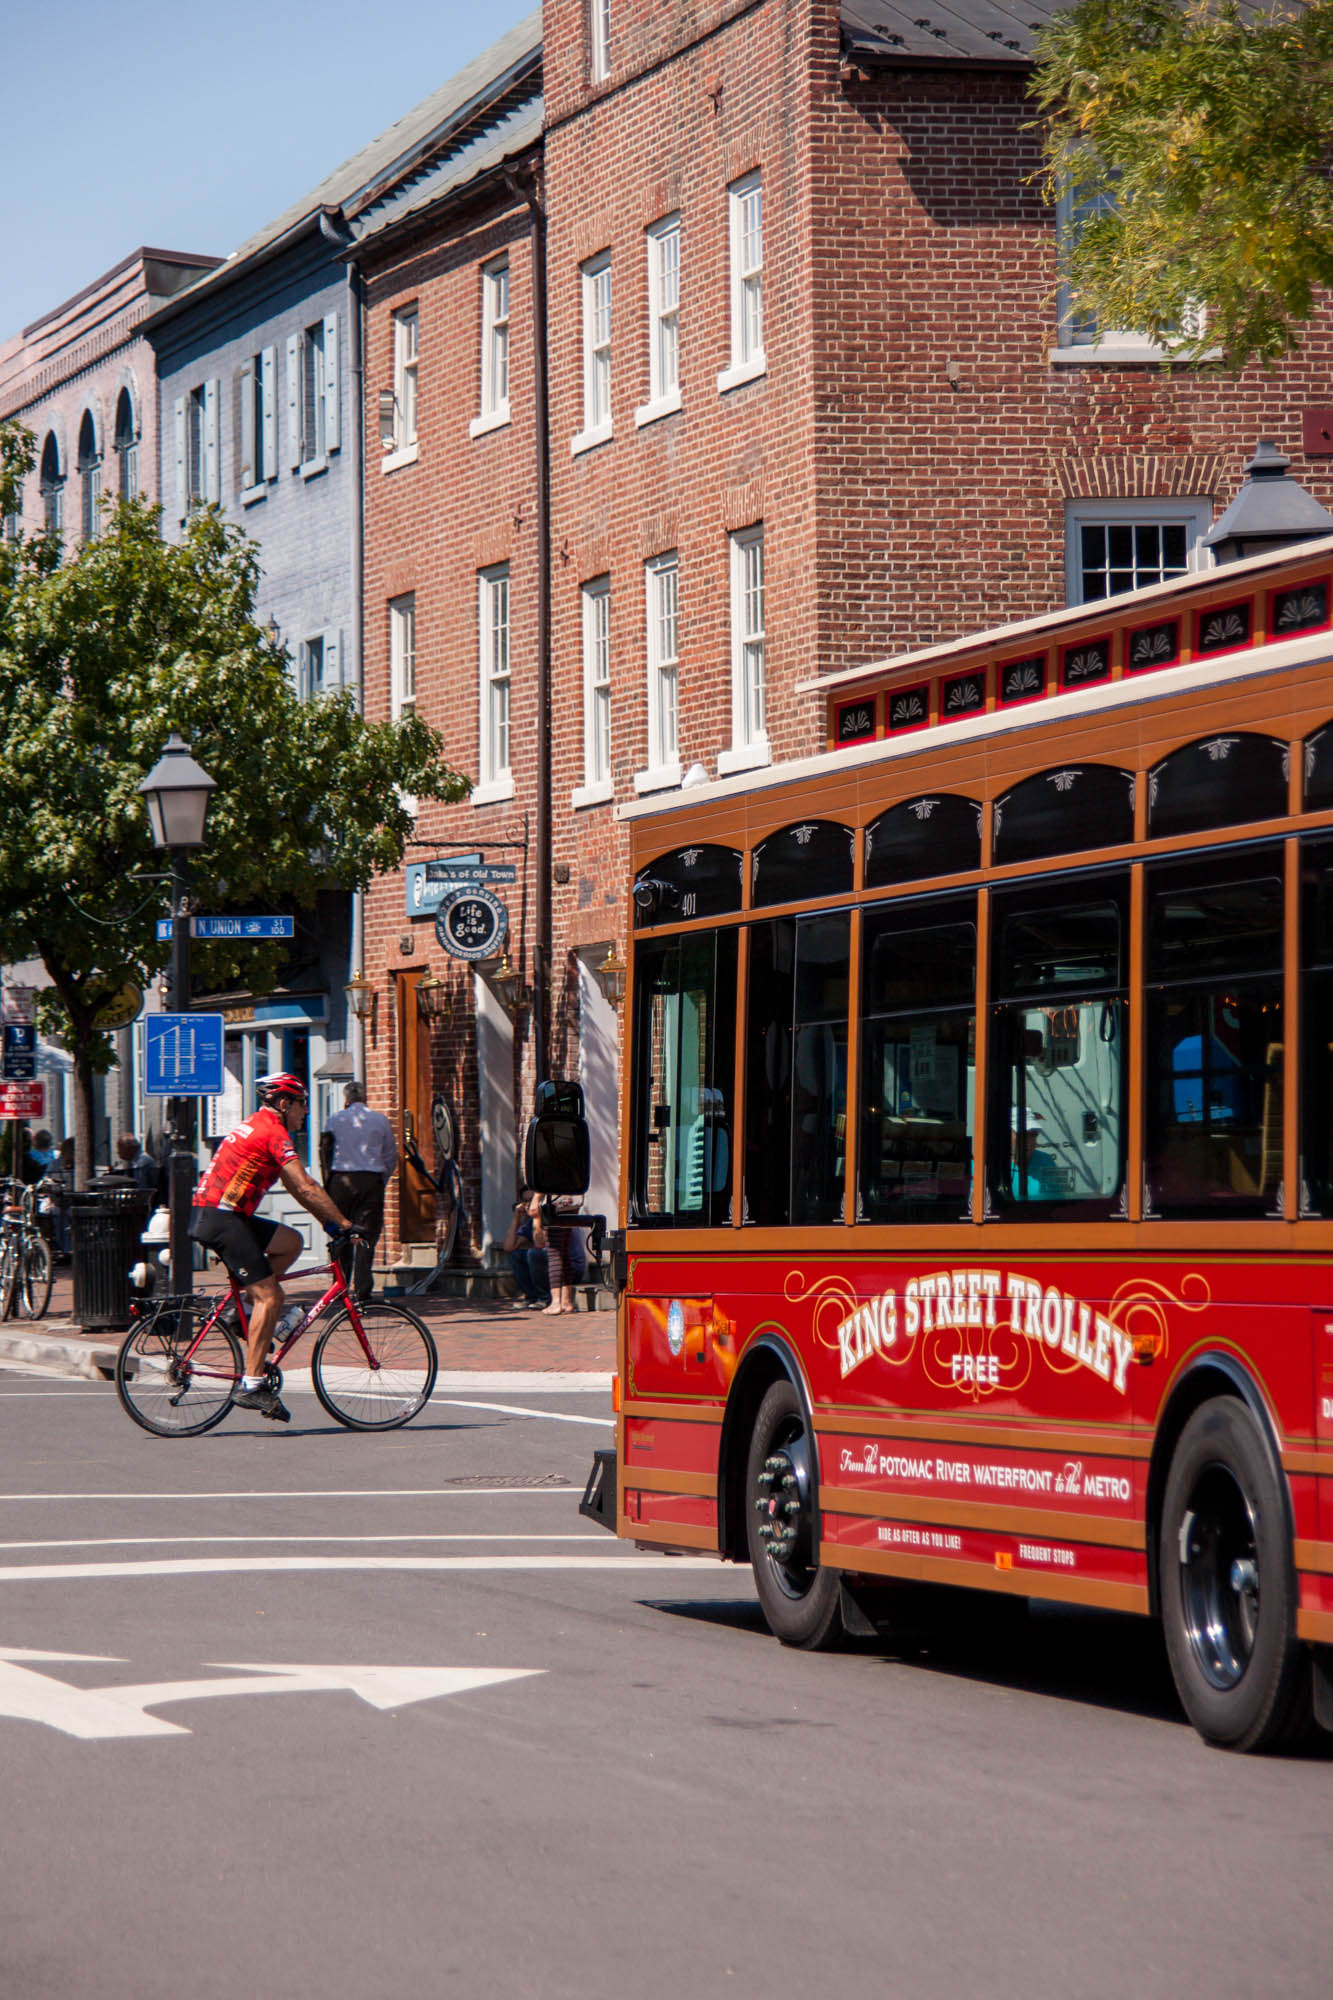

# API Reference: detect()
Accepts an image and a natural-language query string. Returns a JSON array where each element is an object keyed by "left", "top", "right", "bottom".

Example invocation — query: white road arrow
[{"left": 0, "top": 1649, "right": 541, "bottom": 1740}]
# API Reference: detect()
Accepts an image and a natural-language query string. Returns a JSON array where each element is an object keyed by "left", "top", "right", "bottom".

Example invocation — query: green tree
[
  {"left": 0, "top": 422, "right": 468, "bottom": 1183},
  {"left": 1032, "top": 0, "right": 1333, "bottom": 367}
]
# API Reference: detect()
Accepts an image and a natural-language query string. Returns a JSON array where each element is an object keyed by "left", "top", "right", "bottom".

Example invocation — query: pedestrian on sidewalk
[
  {"left": 320, "top": 1083, "right": 398, "bottom": 1285},
  {"left": 503, "top": 1188, "right": 551, "bottom": 1309},
  {"left": 115, "top": 1132, "right": 160, "bottom": 1195},
  {"left": 535, "top": 1195, "right": 587, "bottom": 1315}
]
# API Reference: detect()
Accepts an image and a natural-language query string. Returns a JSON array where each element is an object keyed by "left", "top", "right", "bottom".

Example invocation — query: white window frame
[
  {"left": 589, "top": 0, "right": 610, "bottom": 82},
  {"left": 636, "top": 551, "right": 681, "bottom": 793},
  {"left": 475, "top": 564, "right": 514, "bottom": 805},
  {"left": 390, "top": 595, "right": 417, "bottom": 817},
  {"left": 574, "top": 576, "right": 613, "bottom": 808},
  {"left": 1050, "top": 188, "right": 1212, "bottom": 366},
  {"left": 471, "top": 260, "right": 511, "bottom": 437},
  {"left": 636, "top": 215, "right": 681, "bottom": 428},
  {"left": 1064, "top": 497, "right": 1214, "bottom": 606},
  {"left": 298, "top": 635, "right": 326, "bottom": 701},
  {"left": 718, "top": 524, "right": 769, "bottom": 776},
  {"left": 240, "top": 347, "right": 277, "bottom": 502},
  {"left": 385, "top": 306, "right": 420, "bottom": 468},
  {"left": 573, "top": 252, "right": 613, "bottom": 455},
  {"left": 719, "top": 171, "right": 765, "bottom": 393},
  {"left": 300, "top": 322, "right": 327, "bottom": 470}
]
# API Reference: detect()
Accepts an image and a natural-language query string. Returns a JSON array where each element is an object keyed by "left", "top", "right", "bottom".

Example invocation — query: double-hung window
[
  {"left": 720, "top": 171, "right": 765, "bottom": 392},
  {"left": 240, "top": 347, "right": 277, "bottom": 497},
  {"left": 472, "top": 261, "right": 510, "bottom": 435},
  {"left": 289, "top": 315, "right": 340, "bottom": 472},
  {"left": 720, "top": 524, "right": 768, "bottom": 775},
  {"left": 39, "top": 432, "right": 63, "bottom": 534},
  {"left": 637, "top": 552, "right": 680, "bottom": 791},
  {"left": 1052, "top": 185, "right": 1203, "bottom": 363},
  {"left": 574, "top": 252, "right": 612, "bottom": 453},
  {"left": 77, "top": 410, "right": 100, "bottom": 542},
  {"left": 389, "top": 306, "right": 419, "bottom": 461},
  {"left": 1065, "top": 497, "right": 1213, "bottom": 605},
  {"left": 114, "top": 388, "right": 138, "bottom": 500},
  {"left": 177, "top": 380, "right": 219, "bottom": 517},
  {"left": 476, "top": 564, "right": 513, "bottom": 802},
  {"left": 637, "top": 216, "right": 680, "bottom": 426},
  {"left": 389, "top": 595, "right": 417, "bottom": 816},
  {"left": 575, "top": 576, "right": 612, "bottom": 806}
]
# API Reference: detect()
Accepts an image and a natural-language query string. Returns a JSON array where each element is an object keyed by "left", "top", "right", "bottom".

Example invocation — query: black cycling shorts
[{"left": 188, "top": 1206, "right": 283, "bottom": 1286}]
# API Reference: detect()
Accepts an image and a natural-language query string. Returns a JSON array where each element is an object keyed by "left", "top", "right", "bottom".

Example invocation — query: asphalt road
[{"left": 0, "top": 1359, "right": 1328, "bottom": 2000}]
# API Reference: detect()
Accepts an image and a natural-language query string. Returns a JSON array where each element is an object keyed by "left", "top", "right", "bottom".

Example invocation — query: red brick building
[{"left": 354, "top": 0, "right": 1333, "bottom": 1272}]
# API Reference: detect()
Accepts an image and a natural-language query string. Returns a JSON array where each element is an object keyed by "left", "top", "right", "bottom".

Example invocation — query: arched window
[
  {"left": 114, "top": 386, "right": 138, "bottom": 500},
  {"left": 993, "top": 765, "right": 1134, "bottom": 866},
  {"left": 633, "top": 844, "right": 743, "bottom": 927},
  {"left": 77, "top": 410, "right": 100, "bottom": 540},
  {"left": 865, "top": 795, "right": 981, "bottom": 889},
  {"left": 39, "top": 433, "right": 63, "bottom": 534},
  {"left": 1147, "top": 733, "right": 1288, "bottom": 839},
  {"left": 751, "top": 820, "right": 854, "bottom": 906}
]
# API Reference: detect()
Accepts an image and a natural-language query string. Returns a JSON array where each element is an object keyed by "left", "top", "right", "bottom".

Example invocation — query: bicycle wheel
[
  {"left": 438, "top": 1160, "right": 462, "bottom": 1265},
  {"left": 115, "top": 1299, "right": 241, "bottom": 1438},
  {"left": 0, "top": 1235, "right": 17, "bottom": 1322},
  {"left": 310, "top": 1300, "right": 437, "bottom": 1430},
  {"left": 17, "top": 1233, "right": 52, "bottom": 1319}
]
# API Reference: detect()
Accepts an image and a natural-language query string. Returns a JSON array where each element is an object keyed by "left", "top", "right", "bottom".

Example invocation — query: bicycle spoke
[{"left": 115, "top": 1300, "right": 241, "bottom": 1438}]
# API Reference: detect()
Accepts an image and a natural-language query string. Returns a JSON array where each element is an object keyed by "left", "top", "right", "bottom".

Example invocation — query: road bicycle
[
  {"left": 114, "top": 1231, "right": 437, "bottom": 1438},
  {"left": 0, "top": 1178, "right": 54, "bottom": 1322}
]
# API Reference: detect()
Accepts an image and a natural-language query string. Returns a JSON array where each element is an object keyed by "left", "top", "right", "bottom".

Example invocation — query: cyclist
[{"left": 189, "top": 1073, "right": 353, "bottom": 1422}]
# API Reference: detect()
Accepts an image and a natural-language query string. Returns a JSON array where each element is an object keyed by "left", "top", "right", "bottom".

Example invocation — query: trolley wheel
[
  {"left": 1160, "top": 1397, "right": 1311, "bottom": 1751},
  {"left": 744, "top": 1377, "right": 843, "bottom": 1651},
  {"left": 115, "top": 1300, "right": 242, "bottom": 1438},
  {"left": 17, "top": 1235, "right": 52, "bottom": 1319},
  {"left": 310, "top": 1300, "right": 438, "bottom": 1430}
]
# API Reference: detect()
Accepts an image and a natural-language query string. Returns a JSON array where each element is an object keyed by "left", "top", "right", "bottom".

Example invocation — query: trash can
[{"left": 71, "top": 1187, "right": 154, "bottom": 1331}]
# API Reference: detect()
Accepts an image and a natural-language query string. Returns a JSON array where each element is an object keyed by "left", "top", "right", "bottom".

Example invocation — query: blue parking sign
[{"left": 144, "top": 1013, "right": 226, "bottom": 1097}]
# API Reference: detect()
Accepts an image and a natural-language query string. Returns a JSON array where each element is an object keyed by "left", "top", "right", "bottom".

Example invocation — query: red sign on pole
[{"left": 0, "top": 1081, "right": 45, "bottom": 1119}]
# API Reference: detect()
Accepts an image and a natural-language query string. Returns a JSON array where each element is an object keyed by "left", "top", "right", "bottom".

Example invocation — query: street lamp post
[{"left": 138, "top": 733, "right": 216, "bottom": 1298}]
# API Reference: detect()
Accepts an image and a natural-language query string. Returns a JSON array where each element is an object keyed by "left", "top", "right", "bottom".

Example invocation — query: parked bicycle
[
  {"left": 115, "top": 1230, "right": 437, "bottom": 1437},
  {"left": 0, "top": 1177, "right": 54, "bottom": 1322}
]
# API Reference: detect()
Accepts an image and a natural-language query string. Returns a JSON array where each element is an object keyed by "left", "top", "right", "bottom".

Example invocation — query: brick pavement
[{"left": 3, "top": 1265, "right": 615, "bottom": 1378}]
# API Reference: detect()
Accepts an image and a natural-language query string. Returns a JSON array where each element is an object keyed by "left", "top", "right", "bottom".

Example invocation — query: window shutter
[
  {"left": 324, "top": 627, "right": 342, "bottom": 686},
  {"left": 203, "top": 379, "right": 220, "bottom": 503},
  {"left": 322, "top": 312, "right": 340, "bottom": 453},
  {"left": 174, "top": 397, "right": 186, "bottom": 522},
  {"left": 286, "top": 333, "right": 301, "bottom": 468},
  {"left": 239, "top": 359, "right": 255, "bottom": 489},
  {"left": 261, "top": 346, "right": 278, "bottom": 480}
]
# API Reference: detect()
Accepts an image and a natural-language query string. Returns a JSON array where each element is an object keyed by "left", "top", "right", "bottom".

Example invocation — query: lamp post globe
[{"left": 137, "top": 732, "right": 217, "bottom": 849}]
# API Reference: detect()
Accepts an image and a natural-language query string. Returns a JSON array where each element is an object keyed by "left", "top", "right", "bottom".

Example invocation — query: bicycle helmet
[{"left": 259, "top": 1072, "right": 309, "bottom": 1106}]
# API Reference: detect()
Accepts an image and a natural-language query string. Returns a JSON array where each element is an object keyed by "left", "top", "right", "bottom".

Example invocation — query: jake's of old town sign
[{"left": 434, "top": 886, "right": 508, "bottom": 961}]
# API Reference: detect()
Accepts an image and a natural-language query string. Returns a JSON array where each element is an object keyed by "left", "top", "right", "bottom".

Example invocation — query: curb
[{"left": 0, "top": 1325, "right": 121, "bottom": 1380}]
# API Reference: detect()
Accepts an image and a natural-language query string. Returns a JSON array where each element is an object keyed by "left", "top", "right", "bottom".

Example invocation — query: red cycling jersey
[{"left": 193, "top": 1105, "right": 297, "bottom": 1217}]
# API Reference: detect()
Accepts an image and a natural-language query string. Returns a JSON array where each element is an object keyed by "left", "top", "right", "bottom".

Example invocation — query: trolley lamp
[{"left": 138, "top": 733, "right": 217, "bottom": 1298}]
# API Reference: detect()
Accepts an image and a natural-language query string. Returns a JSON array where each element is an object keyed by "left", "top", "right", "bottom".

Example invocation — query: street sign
[
  {"left": 156, "top": 915, "right": 295, "bottom": 941},
  {"left": 424, "top": 860, "right": 517, "bottom": 885},
  {"left": 434, "top": 886, "right": 508, "bottom": 961},
  {"left": 2, "top": 985, "right": 35, "bottom": 1025},
  {"left": 2, "top": 1022, "right": 36, "bottom": 1081},
  {"left": 0, "top": 1081, "right": 44, "bottom": 1120},
  {"left": 405, "top": 858, "right": 480, "bottom": 918},
  {"left": 144, "top": 1013, "right": 226, "bottom": 1097}
]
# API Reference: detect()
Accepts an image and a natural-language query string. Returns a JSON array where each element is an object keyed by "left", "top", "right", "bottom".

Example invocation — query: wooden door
[{"left": 396, "top": 969, "right": 435, "bottom": 1243}]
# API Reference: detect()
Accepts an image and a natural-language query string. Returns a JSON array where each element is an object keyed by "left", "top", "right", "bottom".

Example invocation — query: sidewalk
[{"left": 0, "top": 1266, "right": 616, "bottom": 1381}]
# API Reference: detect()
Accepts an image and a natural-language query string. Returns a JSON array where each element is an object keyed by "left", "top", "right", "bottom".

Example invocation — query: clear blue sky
[{"left": 1, "top": 0, "right": 533, "bottom": 337}]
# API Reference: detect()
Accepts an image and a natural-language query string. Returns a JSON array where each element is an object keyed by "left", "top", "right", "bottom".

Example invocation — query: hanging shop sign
[{"left": 433, "top": 887, "right": 508, "bottom": 962}]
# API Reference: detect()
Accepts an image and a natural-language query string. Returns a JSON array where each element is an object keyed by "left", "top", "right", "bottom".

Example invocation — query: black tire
[
  {"left": 115, "top": 1300, "right": 241, "bottom": 1438},
  {"left": 17, "top": 1234, "right": 52, "bottom": 1319},
  {"left": 1160, "top": 1396, "right": 1311, "bottom": 1752},
  {"left": 0, "top": 1236, "right": 17, "bottom": 1322},
  {"left": 744, "top": 1376, "right": 843, "bottom": 1650},
  {"left": 311, "top": 1300, "right": 438, "bottom": 1430}
]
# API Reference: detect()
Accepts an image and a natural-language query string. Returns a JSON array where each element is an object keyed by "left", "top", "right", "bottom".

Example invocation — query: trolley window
[
  {"left": 1301, "top": 834, "right": 1333, "bottom": 1213},
  {"left": 864, "top": 795, "right": 981, "bottom": 889},
  {"left": 858, "top": 899, "right": 976, "bottom": 1224},
  {"left": 988, "top": 879, "right": 1128, "bottom": 1218},
  {"left": 633, "top": 845, "right": 743, "bottom": 928},
  {"left": 992, "top": 765, "right": 1134, "bottom": 867},
  {"left": 751, "top": 821, "right": 854, "bottom": 906},
  {"left": 1144, "top": 853, "right": 1284, "bottom": 1218},
  {"left": 629, "top": 929, "right": 738, "bottom": 1226},
  {"left": 1147, "top": 734, "right": 1288, "bottom": 839},
  {"left": 743, "top": 912, "right": 850, "bottom": 1226}
]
